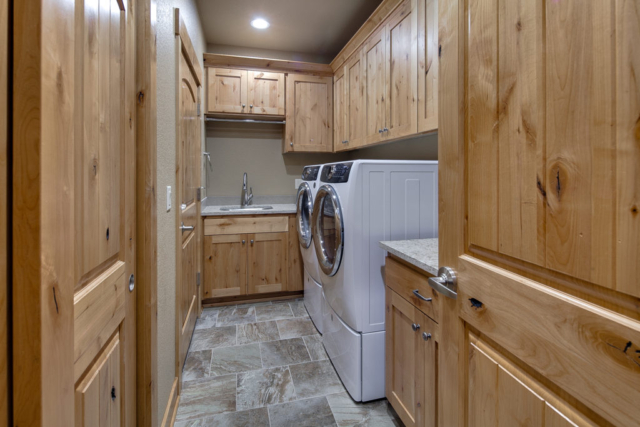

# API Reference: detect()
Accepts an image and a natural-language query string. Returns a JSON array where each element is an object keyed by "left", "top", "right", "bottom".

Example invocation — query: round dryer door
[
  {"left": 296, "top": 182, "right": 314, "bottom": 248},
  {"left": 312, "top": 185, "right": 344, "bottom": 277}
]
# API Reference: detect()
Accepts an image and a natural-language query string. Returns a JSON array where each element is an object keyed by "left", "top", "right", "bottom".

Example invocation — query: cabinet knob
[
  {"left": 250, "top": 239, "right": 254, "bottom": 245},
  {"left": 412, "top": 323, "right": 420, "bottom": 331},
  {"left": 242, "top": 240, "right": 246, "bottom": 245},
  {"left": 290, "top": 142, "right": 293, "bottom": 147},
  {"left": 242, "top": 103, "right": 246, "bottom": 108},
  {"left": 250, "top": 104, "right": 253, "bottom": 108},
  {"left": 423, "top": 332, "right": 432, "bottom": 341},
  {"left": 378, "top": 129, "right": 383, "bottom": 133},
  {"left": 383, "top": 127, "right": 389, "bottom": 132}
]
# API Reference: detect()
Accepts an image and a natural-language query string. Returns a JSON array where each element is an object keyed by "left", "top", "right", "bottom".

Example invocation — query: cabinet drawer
[
  {"left": 204, "top": 216, "right": 289, "bottom": 235},
  {"left": 385, "top": 256, "right": 440, "bottom": 323}
]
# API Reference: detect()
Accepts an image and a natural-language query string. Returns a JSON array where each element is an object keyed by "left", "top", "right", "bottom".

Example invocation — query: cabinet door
[
  {"left": 385, "top": 288, "right": 423, "bottom": 427},
  {"left": 248, "top": 71, "right": 285, "bottom": 115},
  {"left": 333, "top": 66, "right": 348, "bottom": 151},
  {"left": 207, "top": 68, "right": 248, "bottom": 114},
  {"left": 345, "top": 48, "right": 366, "bottom": 149},
  {"left": 417, "top": 0, "right": 438, "bottom": 133},
  {"left": 385, "top": 0, "right": 418, "bottom": 140},
  {"left": 287, "top": 216, "right": 304, "bottom": 291},
  {"left": 204, "top": 234, "right": 247, "bottom": 298},
  {"left": 285, "top": 74, "right": 334, "bottom": 152},
  {"left": 363, "top": 27, "right": 387, "bottom": 145},
  {"left": 248, "top": 232, "right": 288, "bottom": 294},
  {"left": 75, "top": 333, "right": 121, "bottom": 427}
]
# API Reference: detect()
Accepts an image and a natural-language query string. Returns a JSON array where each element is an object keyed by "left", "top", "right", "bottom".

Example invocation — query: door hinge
[
  {"left": 196, "top": 272, "right": 201, "bottom": 286},
  {"left": 196, "top": 187, "right": 202, "bottom": 202},
  {"left": 197, "top": 102, "right": 201, "bottom": 116}
]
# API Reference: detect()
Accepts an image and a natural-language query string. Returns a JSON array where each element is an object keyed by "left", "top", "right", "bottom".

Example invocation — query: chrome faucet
[{"left": 241, "top": 172, "right": 253, "bottom": 207}]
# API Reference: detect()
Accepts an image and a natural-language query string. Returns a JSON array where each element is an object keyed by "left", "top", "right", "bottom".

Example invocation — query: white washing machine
[
  {"left": 312, "top": 160, "right": 438, "bottom": 401},
  {"left": 296, "top": 164, "right": 324, "bottom": 333}
]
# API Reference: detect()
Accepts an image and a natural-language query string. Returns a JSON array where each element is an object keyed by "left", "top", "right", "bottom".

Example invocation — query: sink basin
[{"left": 219, "top": 205, "right": 274, "bottom": 212}]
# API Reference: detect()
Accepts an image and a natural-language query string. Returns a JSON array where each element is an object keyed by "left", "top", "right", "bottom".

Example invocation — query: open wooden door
[
  {"left": 175, "top": 9, "right": 203, "bottom": 392},
  {"left": 13, "top": 0, "right": 137, "bottom": 425},
  {"left": 439, "top": 0, "right": 640, "bottom": 426}
]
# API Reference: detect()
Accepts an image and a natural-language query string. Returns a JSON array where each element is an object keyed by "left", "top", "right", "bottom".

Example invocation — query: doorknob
[
  {"left": 180, "top": 222, "right": 194, "bottom": 233},
  {"left": 427, "top": 267, "right": 457, "bottom": 299}
]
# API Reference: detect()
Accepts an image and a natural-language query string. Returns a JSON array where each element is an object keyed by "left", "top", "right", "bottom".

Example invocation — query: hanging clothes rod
[{"left": 205, "top": 117, "right": 286, "bottom": 125}]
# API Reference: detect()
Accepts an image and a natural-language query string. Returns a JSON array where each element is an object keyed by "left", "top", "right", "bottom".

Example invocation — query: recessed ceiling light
[{"left": 251, "top": 18, "right": 269, "bottom": 29}]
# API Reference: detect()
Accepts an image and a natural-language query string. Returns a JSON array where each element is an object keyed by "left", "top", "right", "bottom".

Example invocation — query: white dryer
[
  {"left": 312, "top": 160, "right": 438, "bottom": 402},
  {"left": 296, "top": 164, "right": 323, "bottom": 333}
]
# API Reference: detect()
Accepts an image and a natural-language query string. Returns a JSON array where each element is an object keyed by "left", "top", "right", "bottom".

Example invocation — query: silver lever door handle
[
  {"left": 412, "top": 289, "right": 432, "bottom": 302},
  {"left": 427, "top": 267, "right": 457, "bottom": 299},
  {"left": 180, "top": 222, "right": 194, "bottom": 233}
]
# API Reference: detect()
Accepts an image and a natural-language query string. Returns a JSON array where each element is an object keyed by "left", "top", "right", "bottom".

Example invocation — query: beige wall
[
  {"left": 205, "top": 122, "right": 438, "bottom": 197},
  {"left": 156, "top": 0, "right": 206, "bottom": 421}
]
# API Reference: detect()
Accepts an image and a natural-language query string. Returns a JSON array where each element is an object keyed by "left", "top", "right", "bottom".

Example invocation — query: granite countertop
[
  {"left": 201, "top": 195, "right": 297, "bottom": 217},
  {"left": 379, "top": 238, "right": 439, "bottom": 276}
]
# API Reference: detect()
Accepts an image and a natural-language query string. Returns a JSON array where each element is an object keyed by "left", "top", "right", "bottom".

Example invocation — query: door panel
[
  {"left": 417, "top": 0, "right": 438, "bottom": 132},
  {"left": 248, "top": 71, "right": 284, "bottom": 115},
  {"left": 248, "top": 232, "right": 288, "bottom": 294},
  {"left": 176, "top": 38, "right": 201, "bottom": 389},
  {"left": 207, "top": 68, "right": 247, "bottom": 114},
  {"left": 467, "top": 331, "right": 598, "bottom": 427},
  {"left": 287, "top": 216, "right": 304, "bottom": 292},
  {"left": 346, "top": 49, "right": 366, "bottom": 148},
  {"left": 284, "top": 74, "right": 333, "bottom": 152},
  {"left": 385, "top": 0, "right": 417, "bottom": 140},
  {"left": 204, "top": 234, "right": 247, "bottom": 298},
  {"left": 333, "top": 67, "right": 347, "bottom": 151},
  {"left": 385, "top": 288, "right": 422, "bottom": 427},
  {"left": 363, "top": 27, "right": 386, "bottom": 145},
  {"left": 75, "top": 333, "right": 121, "bottom": 427}
]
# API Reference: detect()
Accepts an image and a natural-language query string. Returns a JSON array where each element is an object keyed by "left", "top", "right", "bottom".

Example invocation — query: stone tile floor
[{"left": 175, "top": 299, "right": 403, "bottom": 427}]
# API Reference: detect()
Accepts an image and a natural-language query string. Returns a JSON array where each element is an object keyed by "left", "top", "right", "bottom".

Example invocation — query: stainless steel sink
[{"left": 219, "top": 205, "right": 274, "bottom": 212}]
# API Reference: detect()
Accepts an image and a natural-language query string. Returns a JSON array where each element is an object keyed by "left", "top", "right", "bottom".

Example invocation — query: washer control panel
[
  {"left": 301, "top": 166, "right": 321, "bottom": 181},
  {"left": 320, "top": 162, "right": 353, "bottom": 183}
]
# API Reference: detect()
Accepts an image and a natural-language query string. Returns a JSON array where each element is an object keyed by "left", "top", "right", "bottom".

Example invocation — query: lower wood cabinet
[
  {"left": 386, "top": 286, "right": 438, "bottom": 427},
  {"left": 203, "top": 215, "right": 303, "bottom": 302}
]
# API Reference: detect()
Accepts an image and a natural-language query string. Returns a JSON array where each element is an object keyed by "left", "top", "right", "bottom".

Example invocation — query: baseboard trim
[
  {"left": 202, "top": 291, "right": 303, "bottom": 308},
  {"left": 161, "top": 377, "right": 179, "bottom": 427}
]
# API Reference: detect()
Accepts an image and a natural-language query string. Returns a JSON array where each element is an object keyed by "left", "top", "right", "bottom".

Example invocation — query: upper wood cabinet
[
  {"left": 334, "top": 0, "right": 424, "bottom": 151},
  {"left": 334, "top": 67, "right": 347, "bottom": 150},
  {"left": 284, "top": 73, "right": 334, "bottom": 153},
  {"left": 207, "top": 68, "right": 248, "bottom": 114},
  {"left": 384, "top": 0, "right": 418, "bottom": 140},
  {"left": 207, "top": 68, "right": 285, "bottom": 116},
  {"left": 417, "top": 0, "right": 438, "bottom": 133},
  {"left": 248, "top": 71, "right": 285, "bottom": 115}
]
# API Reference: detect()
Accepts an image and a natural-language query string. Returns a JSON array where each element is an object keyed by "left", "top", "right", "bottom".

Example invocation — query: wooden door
[
  {"left": 333, "top": 66, "right": 348, "bottom": 151},
  {"left": 345, "top": 48, "right": 366, "bottom": 149},
  {"left": 384, "top": 0, "right": 417, "bottom": 140},
  {"left": 385, "top": 288, "right": 423, "bottom": 427},
  {"left": 13, "top": 0, "right": 136, "bottom": 424},
  {"left": 363, "top": 27, "right": 387, "bottom": 145},
  {"left": 439, "top": 0, "right": 640, "bottom": 426},
  {"left": 204, "top": 235, "right": 248, "bottom": 298},
  {"left": 284, "top": 74, "right": 333, "bottom": 152},
  {"left": 207, "top": 68, "right": 248, "bottom": 114},
  {"left": 247, "top": 232, "right": 288, "bottom": 294},
  {"left": 248, "top": 71, "right": 285, "bottom": 115},
  {"left": 417, "top": 0, "right": 438, "bottom": 133},
  {"left": 176, "top": 25, "right": 202, "bottom": 390}
]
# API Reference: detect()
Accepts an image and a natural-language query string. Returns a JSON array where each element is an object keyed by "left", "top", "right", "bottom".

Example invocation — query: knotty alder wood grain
[
  {"left": 207, "top": 68, "right": 248, "bottom": 114},
  {"left": 247, "top": 232, "right": 288, "bottom": 295},
  {"left": 345, "top": 48, "right": 366, "bottom": 149},
  {"left": 417, "top": 0, "right": 438, "bottom": 133},
  {"left": 363, "top": 27, "right": 387, "bottom": 146},
  {"left": 204, "top": 53, "right": 334, "bottom": 77},
  {"left": 333, "top": 66, "right": 347, "bottom": 150},
  {"left": 465, "top": 0, "right": 639, "bottom": 298},
  {"left": 204, "top": 216, "right": 289, "bottom": 235},
  {"left": 0, "top": 0, "right": 7, "bottom": 423},
  {"left": 204, "top": 234, "right": 248, "bottom": 298},
  {"left": 248, "top": 71, "right": 285, "bottom": 116}
]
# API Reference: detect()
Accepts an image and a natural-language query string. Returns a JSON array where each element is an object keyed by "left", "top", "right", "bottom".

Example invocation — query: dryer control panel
[
  {"left": 301, "top": 166, "right": 321, "bottom": 181},
  {"left": 320, "top": 162, "right": 353, "bottom": 183}
]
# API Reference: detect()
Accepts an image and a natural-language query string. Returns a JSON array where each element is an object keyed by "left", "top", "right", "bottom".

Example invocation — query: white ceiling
[{"left": 196, "top": 0, "right": 384, "bottom": 63}]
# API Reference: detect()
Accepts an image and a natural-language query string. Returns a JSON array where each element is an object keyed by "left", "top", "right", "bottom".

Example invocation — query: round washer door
[
  {"left": 296, "top": 182, "right": 314, "bottom": 248},
  {"left": 312, "top": 185, "right": 344, "bottom": 277}
]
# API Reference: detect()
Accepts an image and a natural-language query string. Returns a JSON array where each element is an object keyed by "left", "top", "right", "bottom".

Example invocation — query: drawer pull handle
[
  {"left": 413, "top": 289, "right": 432, "bottom": 302},
  {"left": 412, "top": 323, "right": 420, "bottom": 331},
  {"left": 423, "top": 332, "right": 432, "bottom": 341}
]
